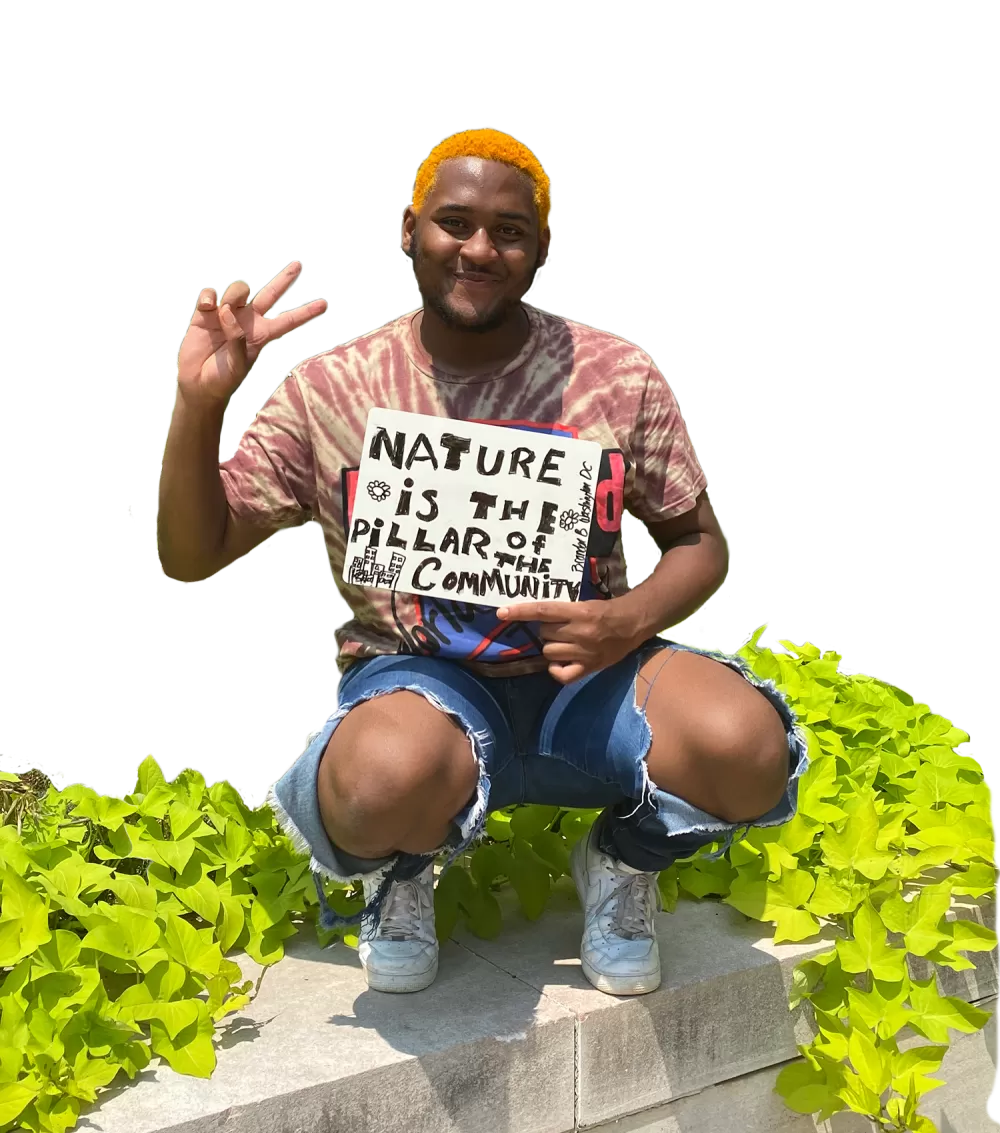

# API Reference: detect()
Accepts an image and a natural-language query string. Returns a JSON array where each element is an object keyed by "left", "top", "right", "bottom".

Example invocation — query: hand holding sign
[{"left": 497, "top": 599, "right": 644, "bottom": 684}]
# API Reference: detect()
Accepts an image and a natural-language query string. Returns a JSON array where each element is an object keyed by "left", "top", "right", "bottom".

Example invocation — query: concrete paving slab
[
  {"left": 455, "top": 880, "right": 997, "bottom": 1129},
  {"left": 586, "top": 998, "right": 998, "bottom": 1132},
  {"left": 75, "top": 876, "right": 995, "bottom": 1133},
  {"left": 81, "top": 933, "right": 577, "bottom": 1133},
  {"left": 454, "top": 878, "right": 843, "bottom": 1127}
]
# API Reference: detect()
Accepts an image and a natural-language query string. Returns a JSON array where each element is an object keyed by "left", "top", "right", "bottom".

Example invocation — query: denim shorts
[{"left": 267, "top": 638, "right": 809, "bottom": 932}]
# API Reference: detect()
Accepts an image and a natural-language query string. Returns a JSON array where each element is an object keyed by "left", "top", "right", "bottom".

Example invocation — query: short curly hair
[{"left": 412, "top": 128, "right": 550, "bottom": 230}]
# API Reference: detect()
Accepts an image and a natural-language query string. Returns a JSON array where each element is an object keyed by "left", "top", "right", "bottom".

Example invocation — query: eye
[{"left": 443, "top": 220, "right": 523, "bottom": 241}]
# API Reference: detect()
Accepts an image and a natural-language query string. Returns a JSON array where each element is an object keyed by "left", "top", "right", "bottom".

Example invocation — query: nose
[{"left": 459, "top": 226, "right": 500, "bottom": 266}]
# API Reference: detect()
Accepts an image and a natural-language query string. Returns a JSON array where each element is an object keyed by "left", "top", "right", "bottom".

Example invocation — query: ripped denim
[{"left": 267, "top": 640, "right": 810, "bottom": 936}]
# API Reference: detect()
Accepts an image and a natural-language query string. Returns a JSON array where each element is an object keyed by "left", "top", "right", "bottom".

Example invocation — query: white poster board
[{"left": 343, "top": 409, "right": 603, "bottom": 607}]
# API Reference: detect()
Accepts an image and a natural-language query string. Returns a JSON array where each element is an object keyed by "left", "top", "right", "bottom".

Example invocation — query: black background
[{"left": 7, "top": 110, "right": 987, "bottom": 811}]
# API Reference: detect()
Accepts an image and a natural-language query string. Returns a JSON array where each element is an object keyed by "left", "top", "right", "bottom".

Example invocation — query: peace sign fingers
[{"left": 251, "top": 261, "right": 304, "bottom": 315}]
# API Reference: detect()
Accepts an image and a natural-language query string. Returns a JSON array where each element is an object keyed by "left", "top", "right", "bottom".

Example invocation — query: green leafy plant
[{"left": 1, "top": 628, "right": 994, "bottom": 1133}]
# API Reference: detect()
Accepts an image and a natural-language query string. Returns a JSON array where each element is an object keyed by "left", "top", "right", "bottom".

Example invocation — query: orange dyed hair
[{"left": 412, "top": 128, "right": 550, "bottom": 230}]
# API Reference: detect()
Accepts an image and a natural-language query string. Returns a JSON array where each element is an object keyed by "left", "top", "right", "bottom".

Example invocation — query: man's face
[{"left": 402, "top": 157, "right": 550, "bottom": 333}]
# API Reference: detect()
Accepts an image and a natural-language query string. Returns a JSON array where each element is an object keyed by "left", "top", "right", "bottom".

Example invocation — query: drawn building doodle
[{"left": 347, "top": 546, "right": 405, "bottom": 588}]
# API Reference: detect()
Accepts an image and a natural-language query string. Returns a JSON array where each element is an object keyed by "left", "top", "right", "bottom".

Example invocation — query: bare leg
[{"left": 316, "top": 691, "right": 479, "bottom": 860}]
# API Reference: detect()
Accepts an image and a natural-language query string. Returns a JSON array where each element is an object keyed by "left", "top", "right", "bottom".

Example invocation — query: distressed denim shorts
[{"left": 268, "top": 638, "right": 810, "bottom": 932}]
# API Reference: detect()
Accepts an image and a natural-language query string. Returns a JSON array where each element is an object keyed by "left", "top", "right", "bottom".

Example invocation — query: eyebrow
[{"left": 434, "top": 203, "right": 535, "bottom": 225}]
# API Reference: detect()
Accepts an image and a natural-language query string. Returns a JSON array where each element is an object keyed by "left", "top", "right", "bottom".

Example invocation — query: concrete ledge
[
  {"left": 588, "top": 1001, "right": 997, "bottom": 1133},
  {"left": 83, "top": 880, "right": 996, "bottom": 1133}
]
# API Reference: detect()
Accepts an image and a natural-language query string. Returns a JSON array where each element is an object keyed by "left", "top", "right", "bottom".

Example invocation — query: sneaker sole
[
  {"left": 363, "top": 956, "right": 439, "bottom": 994},
  {"left": 579, "top": 957, "right": 661, "bottom": 996}
]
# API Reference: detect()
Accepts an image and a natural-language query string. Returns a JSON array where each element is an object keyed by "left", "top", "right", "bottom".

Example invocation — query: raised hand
[{"left": 176, "top": 262, "right": 327, "bottom": 408}]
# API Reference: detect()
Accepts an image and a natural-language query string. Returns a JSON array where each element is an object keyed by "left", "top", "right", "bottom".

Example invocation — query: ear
[
  {"left": 536, "top": 226, "right": 551, "bottom": 269},
  {"left": 398, "top": 209, "right": 419, "bottom": 253}
]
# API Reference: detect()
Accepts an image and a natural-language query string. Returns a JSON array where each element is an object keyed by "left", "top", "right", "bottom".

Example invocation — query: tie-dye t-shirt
[{"left": 219, "top": 303, "right": 707, "bottom": 677}]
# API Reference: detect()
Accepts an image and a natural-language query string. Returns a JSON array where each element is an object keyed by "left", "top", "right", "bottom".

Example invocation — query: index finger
[
  {"left": 497, "top": 600, "right": 575, "bottom": 622},
  {"left": 264, "top": 298, "right": 329, "bottom": 342}
]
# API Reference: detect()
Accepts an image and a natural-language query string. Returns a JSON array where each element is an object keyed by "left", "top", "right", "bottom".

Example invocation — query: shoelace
[
  {"left": 593, "top": 870, "right": 660, "bottom": 940},
  {"left": 379, "top": 880, "right": 426, "bottom": 942}
]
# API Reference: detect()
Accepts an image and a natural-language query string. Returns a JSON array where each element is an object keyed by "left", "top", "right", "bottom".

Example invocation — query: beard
[{"left": 411, "top": 243, "right": 540, "bottom": 334}]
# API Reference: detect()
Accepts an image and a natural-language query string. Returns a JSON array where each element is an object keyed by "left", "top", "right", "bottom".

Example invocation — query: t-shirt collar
[{"left": 403, "top": 303, "right": 541, "bottom": 384}]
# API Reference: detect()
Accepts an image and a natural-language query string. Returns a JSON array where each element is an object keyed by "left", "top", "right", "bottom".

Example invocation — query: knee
[
  {"left": 318, "top": 700, "right": 477, "bottom": 841},
  {"left": 320, "top": 728, "right": 445, "bottom": 827},
  {"left": 700, "top": 704, "right": 790, "bottom": 823}
]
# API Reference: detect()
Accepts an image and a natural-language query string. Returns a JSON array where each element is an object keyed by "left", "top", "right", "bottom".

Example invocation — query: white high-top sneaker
[
  {"left": 570, "top": 823, "right": 661, "bottom": 995},
  {"left": 358, "top": 864, "right": 439, "bottom": 993}
]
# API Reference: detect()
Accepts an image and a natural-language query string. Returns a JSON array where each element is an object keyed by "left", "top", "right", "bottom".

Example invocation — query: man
[{"left": 158, "top": 128, "right": 808, "bottom": 997}]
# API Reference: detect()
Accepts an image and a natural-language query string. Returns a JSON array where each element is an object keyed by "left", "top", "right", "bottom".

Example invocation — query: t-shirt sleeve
[
  {"left": 627, "top": 362, "right": 708, "bottom": 524},
  {"left": 219, "top": 373, "right": 316, "bottom": 529}
]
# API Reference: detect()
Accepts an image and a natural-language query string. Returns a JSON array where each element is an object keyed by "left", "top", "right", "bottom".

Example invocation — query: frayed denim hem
[
  {"left": 267, "top": 682, "right": 492, "bottom": 937},
  {"left": 597, "top": 638, "right": 811, "bottom": 871}
]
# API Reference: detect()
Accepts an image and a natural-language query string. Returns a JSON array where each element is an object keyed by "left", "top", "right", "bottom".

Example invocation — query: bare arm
[
  {"left": 157, "top": 264, "right": 326, "bottom": 581},
  {"left": 157, "top": 390, "right": 274, "bottom": 580}
]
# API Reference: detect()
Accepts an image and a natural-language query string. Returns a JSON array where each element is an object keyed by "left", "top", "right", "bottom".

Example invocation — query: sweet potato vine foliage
[{"left": 0, "top": 627, "right": 995, "bottom": 1133}]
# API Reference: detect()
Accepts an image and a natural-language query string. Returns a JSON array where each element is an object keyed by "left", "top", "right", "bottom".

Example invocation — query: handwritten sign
[{"left": 343, "top": 409, "right": 603, "bottom": 607}]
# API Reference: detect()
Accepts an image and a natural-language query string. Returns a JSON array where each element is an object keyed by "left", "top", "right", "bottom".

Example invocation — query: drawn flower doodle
[
  {"left": 559, "top": 508, "right": 581, "bottom": 531},
  {"left": 367, "top": 480, "right": 391, "bottom": 503}
]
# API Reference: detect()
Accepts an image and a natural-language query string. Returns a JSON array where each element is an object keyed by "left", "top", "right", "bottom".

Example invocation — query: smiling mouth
[{"left": 453, "top": 273, "right": 501, "bottom": 287}]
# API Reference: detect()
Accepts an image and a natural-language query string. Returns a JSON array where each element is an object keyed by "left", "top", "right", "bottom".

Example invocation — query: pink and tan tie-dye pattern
[{"left": 219, "top": 304, "right": 707, "bottom": 677}]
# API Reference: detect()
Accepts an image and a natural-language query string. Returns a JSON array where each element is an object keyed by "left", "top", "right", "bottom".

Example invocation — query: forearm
[
  {"left": 157, "top": 389, "right": 230, "bottom": 581},
  {"left": 614, "top": 531, "right": 729, "bottom": 645}
]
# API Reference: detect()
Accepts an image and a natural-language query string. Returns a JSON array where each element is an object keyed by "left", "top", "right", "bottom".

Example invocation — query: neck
[{"left": 415, "top": 304, "right": 530, "bottom": 376}]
